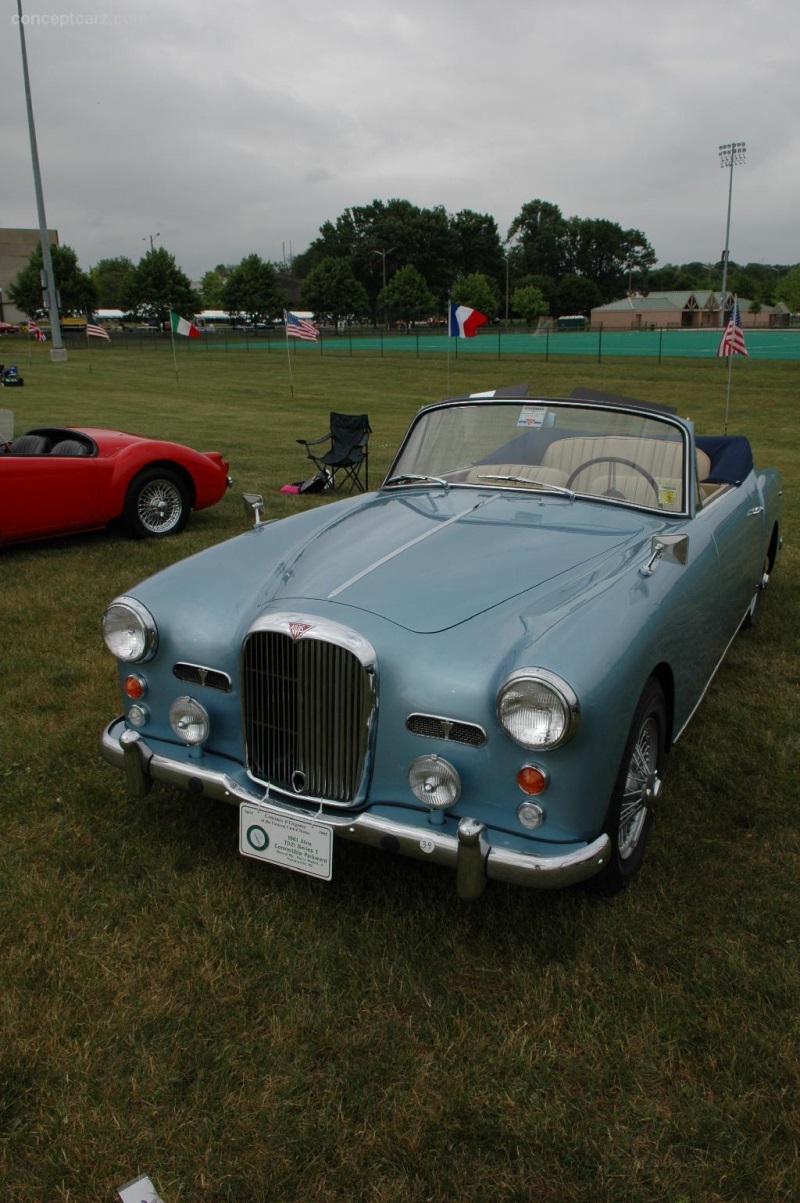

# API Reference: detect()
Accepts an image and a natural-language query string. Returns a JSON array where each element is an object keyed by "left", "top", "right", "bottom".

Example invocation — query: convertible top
[
  {"left": 569, "top": 387, "right": 678, "bottom": 415},
  {"left": 696, "top": 434, "right": 754, "bottom": 484},
  {"left": 443, "top": 384, "right": 679, "bottom": 416}
]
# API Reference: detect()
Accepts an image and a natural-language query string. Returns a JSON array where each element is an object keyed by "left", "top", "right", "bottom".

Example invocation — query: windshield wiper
[
  {"left": 476, "top": 473, "right": 575, "bottom": 499},
  {"left": 385, "top": 473, "right": 450, "bottom": 488}
]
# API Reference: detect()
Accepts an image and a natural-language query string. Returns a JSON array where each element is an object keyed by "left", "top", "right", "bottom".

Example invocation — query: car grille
[
  {"left": 406, "top": 713, "right": 487, "bottom": 747},
  {"left": 173, "top": 662, "right": 232, "bottom": 692},
  {"left": 243, "top": 628, "right": 374, "bottom": 804}
]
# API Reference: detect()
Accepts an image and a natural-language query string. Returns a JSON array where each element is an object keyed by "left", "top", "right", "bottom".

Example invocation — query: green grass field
[{"left": 1, "top": 346, "right": 798, "bottom": 1202}]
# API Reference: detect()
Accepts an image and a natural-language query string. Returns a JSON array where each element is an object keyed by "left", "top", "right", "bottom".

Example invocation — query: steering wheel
[{"left": 566, "top": 456, "right": 660, "bottom": 503}]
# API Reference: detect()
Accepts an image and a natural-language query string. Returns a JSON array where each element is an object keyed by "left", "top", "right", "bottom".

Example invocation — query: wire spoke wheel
[
  {"left": 137, "top": 478, "right": 183, "bottom": 533},
  {"left": 590, "top": 678, "right": 666, "bottom": 895},
  {"left": 123, "top": 467, "right": 190, "bottom": 538},
  {"left": 618, "top": 716, "right": 658, "bottom": 859}
]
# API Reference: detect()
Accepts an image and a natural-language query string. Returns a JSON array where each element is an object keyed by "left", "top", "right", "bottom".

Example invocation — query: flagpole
[
  {"left": 86, "top": 323, "right": 93, "bottom": 374},
  {"left": 724, "top": 297, "right": 734, "bottom": 431},
  {"left": 169, "top": 309, "right": 179, "bottom": 383},
  {"left": 446, "top": 297, "right": 451, "bottom": 392},
  {"left": 719, "top": 294, "right": 747, "bottom": 433},
  {"left": 284, "top": 312, "right": 294, "bottom": 398},
  {"left": 724, "top": 352, "right": 734, "bottom": 434}
]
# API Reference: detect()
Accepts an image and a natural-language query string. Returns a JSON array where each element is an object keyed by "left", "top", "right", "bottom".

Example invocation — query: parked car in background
[
  {"left": 0, "top": 323, "right": 21, "bottom": 335},
  {"left": 101, "top": 386, "right": 781, "bottom": 900},
  {"left": 1, "top": 414, "right": 231, "bottom": 546}
]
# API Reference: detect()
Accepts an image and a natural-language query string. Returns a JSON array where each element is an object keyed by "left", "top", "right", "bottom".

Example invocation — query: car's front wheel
[
  {"left": 592, "top": 678, "right": 666, "bottom": 895},
  {"left": 122, "top": 467, "right": 190, "bottom": 538}
]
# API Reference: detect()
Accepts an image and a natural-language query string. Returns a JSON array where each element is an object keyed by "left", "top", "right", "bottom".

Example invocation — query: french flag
[{"left": 449, "top": 302, "right": 488, "bottom": 338}]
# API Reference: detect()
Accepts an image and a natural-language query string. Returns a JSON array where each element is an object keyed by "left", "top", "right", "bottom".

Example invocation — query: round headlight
[
  {"left": 169, "top": 696, "right": 210, "bottom": 746},
  {"left": 497, "top": 670, "right": 579, "bottom": 750},
  {"left": 408, "top": 754, "right": 461, "bottom": 809},
  {"left": 102, "top": 597, "right": 157, "bottom": 663}
]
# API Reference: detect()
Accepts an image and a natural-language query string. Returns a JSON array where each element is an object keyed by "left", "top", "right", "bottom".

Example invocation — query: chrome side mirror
[
  {"left": 639, "top": 533, "right": 689, "bottom": 577},
  {"left": 242, "top": 492, "right": 265, "bottom": 526}
]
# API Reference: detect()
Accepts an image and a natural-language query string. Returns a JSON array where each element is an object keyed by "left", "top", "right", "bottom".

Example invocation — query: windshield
[{"left": 386, "top": 400, "right": 687, "bottom": 513}]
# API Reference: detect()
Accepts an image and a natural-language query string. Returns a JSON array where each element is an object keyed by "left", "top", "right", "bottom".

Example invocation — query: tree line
[{"left": 8, "top": 197, "right": 799, "bottom": 327}]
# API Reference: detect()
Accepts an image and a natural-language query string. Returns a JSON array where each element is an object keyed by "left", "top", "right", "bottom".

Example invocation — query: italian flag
[{"left": 170, "top": 311, "right": 200, "bottom": 339}]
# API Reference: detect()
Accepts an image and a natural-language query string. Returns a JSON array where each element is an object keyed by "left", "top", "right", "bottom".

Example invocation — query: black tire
[
  {"left": 741, "top": 553, "right": 772, "bottom": 631},
  {"left": 591, "top": 679, "right": 666, "bottom": 895},
  {"left": 122, "top": 467, "right": 190, "bottom": 538}
]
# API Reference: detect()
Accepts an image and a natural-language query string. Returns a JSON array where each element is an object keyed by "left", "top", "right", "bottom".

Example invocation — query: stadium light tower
[{"left": 718, "top": 141, "right": 746, "bottom": 327}]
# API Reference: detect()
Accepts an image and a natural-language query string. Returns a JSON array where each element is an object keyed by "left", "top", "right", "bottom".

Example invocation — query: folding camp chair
[{"left": 296, "top": 412, "right": 371, "bottom": 493}]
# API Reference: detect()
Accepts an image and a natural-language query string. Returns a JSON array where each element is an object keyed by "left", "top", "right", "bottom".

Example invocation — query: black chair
[{"left": 296, "top": 412, "right": 371, "bottom": 493}]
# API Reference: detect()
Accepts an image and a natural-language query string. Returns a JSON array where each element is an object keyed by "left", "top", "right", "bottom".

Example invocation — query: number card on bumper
[{"left": 240, "top": 804, "right": 333, "bottom": 881}]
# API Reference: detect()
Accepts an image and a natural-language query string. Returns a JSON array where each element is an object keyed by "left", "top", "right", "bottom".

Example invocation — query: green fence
[{"left": 58, "top": 325, "right": 800, "bottom": 361}]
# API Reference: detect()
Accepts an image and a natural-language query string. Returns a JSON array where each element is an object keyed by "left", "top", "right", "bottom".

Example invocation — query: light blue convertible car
[{"left": 101, "top": 387, "right": 781, "bottom": 898}]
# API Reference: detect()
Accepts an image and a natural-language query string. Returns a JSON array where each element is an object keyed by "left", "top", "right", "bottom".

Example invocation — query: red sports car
[{"left": 0, "top": 415, "right": 232, "bottom": 546}]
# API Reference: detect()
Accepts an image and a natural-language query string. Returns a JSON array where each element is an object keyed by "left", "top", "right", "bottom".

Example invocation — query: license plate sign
[{"left": 239, "top": 804, "right": 333, "bottom": 881}]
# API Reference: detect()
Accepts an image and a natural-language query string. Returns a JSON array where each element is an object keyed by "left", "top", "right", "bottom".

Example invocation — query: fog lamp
[
  {"left": 169, "top": 696, "right": 210, "bottom": 746},
  {"left": 408, "top": 754, "right": 461, "bottom": 809}
]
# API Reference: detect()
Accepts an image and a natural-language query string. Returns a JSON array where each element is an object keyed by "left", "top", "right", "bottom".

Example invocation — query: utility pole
[{"left": 16, "top": 0, "right": 66, "bottom": 361}]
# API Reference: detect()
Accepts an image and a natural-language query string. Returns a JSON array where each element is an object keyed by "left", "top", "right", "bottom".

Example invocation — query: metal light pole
[
  {"left": 718, "top": 141, "right": 746, "bottom": 327},
  {"left": 16, "top": 0, "right": 66, "bottom": 361},
  {"left": 372, "top": 247, "right": 395, "bottom": 327},
  {"left": 143, "top": 233, "right": 161, "bottom": 252},
  {"left": 505, "top": 249, "right": 512, "bottom": 327}
]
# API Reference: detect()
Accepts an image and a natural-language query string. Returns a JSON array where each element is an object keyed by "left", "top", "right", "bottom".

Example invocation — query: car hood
[{"left": 136, "top": 489, "right": 654, "bottom": 635}]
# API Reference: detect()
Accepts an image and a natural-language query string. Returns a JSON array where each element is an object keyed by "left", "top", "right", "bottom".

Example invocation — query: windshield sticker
[
  {"left": 659, "top": 483, "right": 679, "bottom": 509},
  {"left": 517, "top": 406, "right": 547, "bottom": 428}
]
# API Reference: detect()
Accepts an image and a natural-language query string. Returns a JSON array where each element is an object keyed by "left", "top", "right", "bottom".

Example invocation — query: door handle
[{"left": 747, "top": 506, "right": 764, "bottom": 516}]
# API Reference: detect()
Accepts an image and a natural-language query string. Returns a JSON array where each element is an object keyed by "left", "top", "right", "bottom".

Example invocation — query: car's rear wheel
[
  {"left": 741, "top": 547, "right": 774, "bottom": 631},
  {"left": 592, "top": 678, "right": 666, "bottom": 895},
  {"left": 123, "top": 467, "right": 190, "bottom": 538}
]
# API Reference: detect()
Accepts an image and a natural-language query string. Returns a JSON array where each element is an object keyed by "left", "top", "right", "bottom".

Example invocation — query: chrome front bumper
[{"left": 100, "top": 719, "right": 610, "bottom": 900}]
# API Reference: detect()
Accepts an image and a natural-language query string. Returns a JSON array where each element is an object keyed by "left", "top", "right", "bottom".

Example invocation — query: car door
[
  {"left": 0, "top": 455, "right": 103, "bottom": 542},
  {"left": 695, "top": 475, "right": 763, "bottom": 636}
]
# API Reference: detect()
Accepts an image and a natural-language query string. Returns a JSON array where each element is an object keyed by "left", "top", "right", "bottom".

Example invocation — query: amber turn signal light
[
  {"left": 516, "top": 765, "right": 548, "bottom": 795},
  {"left": 124, "top": 674, "right": 146, "bottom": 700}
]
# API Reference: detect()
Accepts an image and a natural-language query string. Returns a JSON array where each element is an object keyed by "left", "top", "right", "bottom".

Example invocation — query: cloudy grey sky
[{"left": 3, "top": 0, "right": 798, "bottom": 280}]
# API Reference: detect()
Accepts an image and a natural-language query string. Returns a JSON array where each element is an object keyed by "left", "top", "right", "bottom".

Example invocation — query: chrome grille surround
[
  {"left": 242, "top": 613, "right": 377, "bottom": 806},
  {"left": 406, "top": 713, "right": 487, "bottom": 747}
]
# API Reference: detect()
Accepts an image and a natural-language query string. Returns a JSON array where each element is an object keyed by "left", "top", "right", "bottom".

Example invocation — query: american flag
[
  {"left": 28, "top": 321, "right": 47, "bottom": 342},
  {"left": 717, "top": 297, "right": 749, "bottom": 358},
  {"left": 284, "top": 310, "right": 318, "bottom": 342},
  {"left": 86, "top": 323, "right": 111, "bottom": 341}
]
